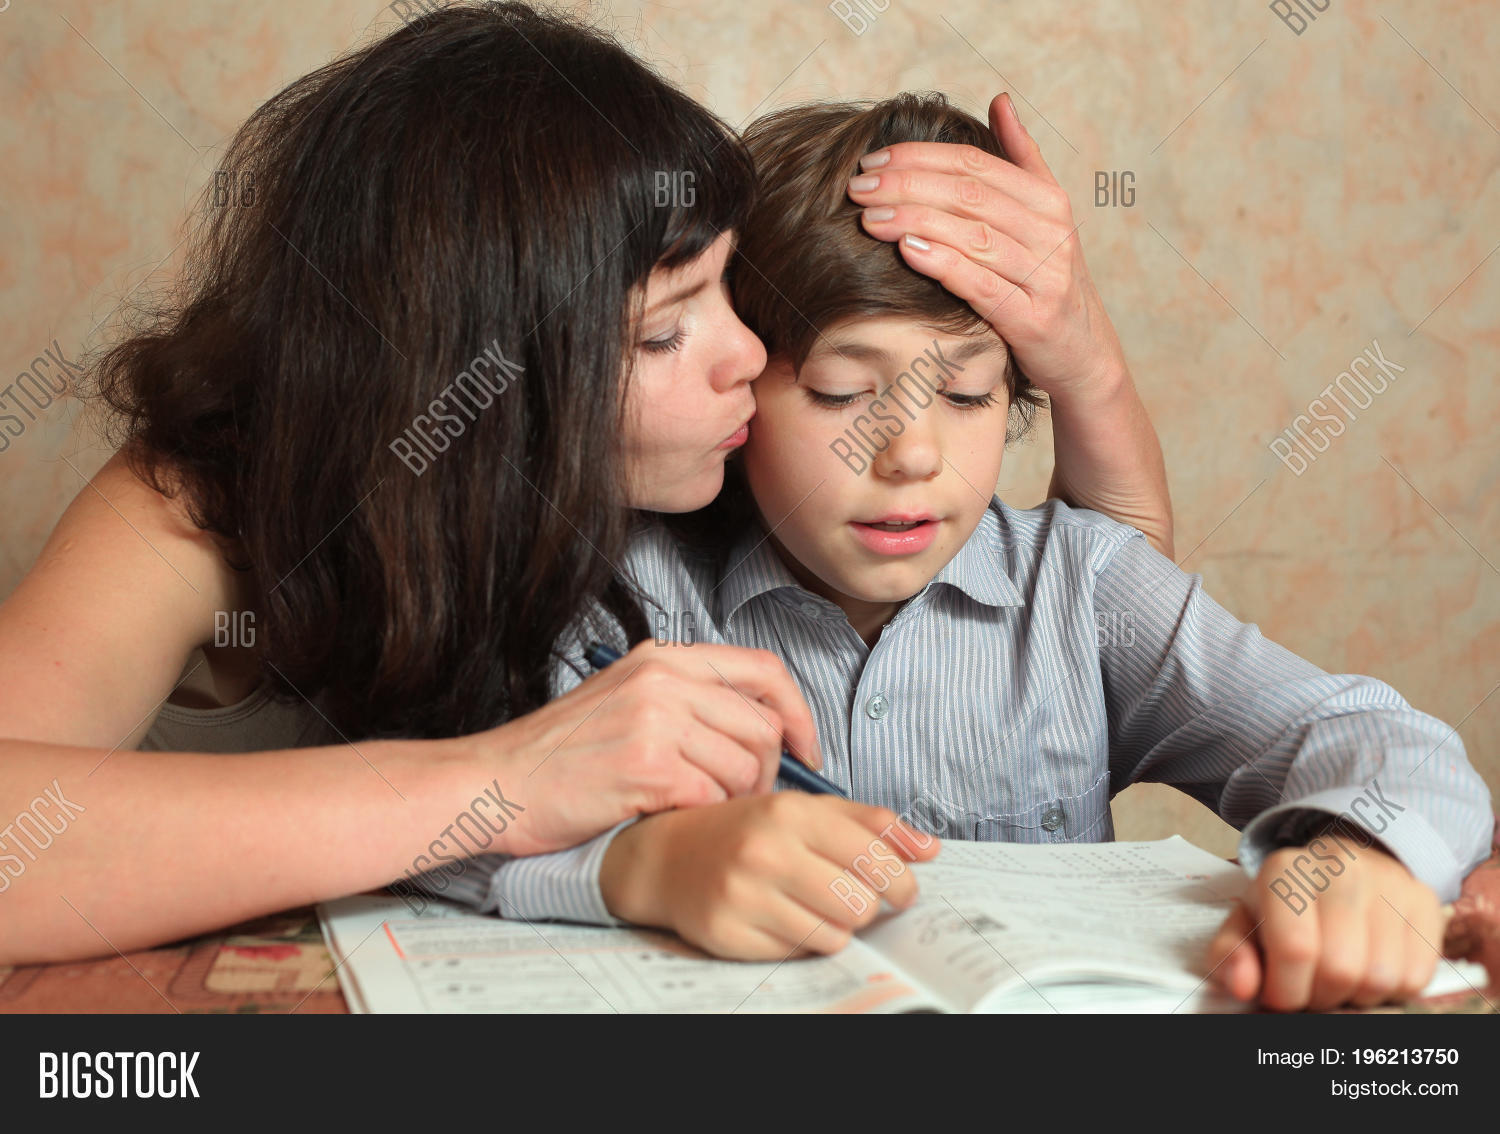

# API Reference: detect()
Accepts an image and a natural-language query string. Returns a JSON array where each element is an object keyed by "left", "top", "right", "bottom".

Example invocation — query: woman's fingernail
[
  {"left": 859, "top": 149, "right": 891, "bottom": 170},
  {"left": 903, "top": 233, "right": 930, "bottom": 251},
  {"left": 848, "top": 174, "right": 880, "bottom": 193},
  {"left": 1006, "top": 92, "right": 1021, "bottom": 124},
  {"left": 863, "top": 206, "right": 895, "bottom": 222}
]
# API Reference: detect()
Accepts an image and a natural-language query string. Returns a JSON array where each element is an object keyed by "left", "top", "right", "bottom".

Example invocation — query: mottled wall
[{"left": 2, "top": 1, "right": 1496, "bottom": 855}]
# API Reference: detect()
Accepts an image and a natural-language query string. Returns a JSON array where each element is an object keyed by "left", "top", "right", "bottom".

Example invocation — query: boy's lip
[
  {"left": 848, "top": 516, "right": 940, "bottom": 556},
  {"left": 856, "top": 512, "right": 938, "bottom": 524}
]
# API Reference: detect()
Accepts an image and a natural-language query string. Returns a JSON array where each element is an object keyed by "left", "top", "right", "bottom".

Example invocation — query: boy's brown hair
[{"left": 732, "top": 91, "right": 1043, "bottom": 432}]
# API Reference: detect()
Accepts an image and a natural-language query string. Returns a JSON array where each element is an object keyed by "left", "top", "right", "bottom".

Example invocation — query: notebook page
[
  {"left": 859, "top": 837, "right": 1249, "bottom": 1013},
  {"left": 318, "top": 894, "right": 945, "bottom": 1013},
  {"left": 898, "top": 837, "right": 1493, "bottom": 1011}
]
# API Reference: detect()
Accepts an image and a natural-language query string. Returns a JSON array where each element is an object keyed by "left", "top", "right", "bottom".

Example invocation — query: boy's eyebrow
[{"left": 809, "top": 336, "right": 1009, "bottom": 367}]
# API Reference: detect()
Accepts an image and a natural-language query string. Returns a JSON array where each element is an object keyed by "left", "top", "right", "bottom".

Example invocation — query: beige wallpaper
[{"left": 2, "top": 1, "right": 1496, "bottom": 855}]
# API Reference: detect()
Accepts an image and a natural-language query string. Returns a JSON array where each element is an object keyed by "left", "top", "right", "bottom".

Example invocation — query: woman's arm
[
  {"left": 847, "top": 92, "right": 1175, "bottom": 556},
  {"left": 1045, "top": 361, "right": 1174, "bottom": 556},
  {"left": 0, "top": 456, "right": 490, "bottom": 962},
  {"left": 0, "top": 736, "right": 490, "bottom": 964},
  {"left": 0, "top": 456, "right": 820, "bottom": 964}
]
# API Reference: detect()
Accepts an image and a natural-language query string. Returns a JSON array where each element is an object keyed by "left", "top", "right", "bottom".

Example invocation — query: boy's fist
[
  {"left": 599, "top": 793, "right": 941, "bottom": 961},
  {"left": 1206, "top": 842, "right": 1445, "bottom": 1011}
]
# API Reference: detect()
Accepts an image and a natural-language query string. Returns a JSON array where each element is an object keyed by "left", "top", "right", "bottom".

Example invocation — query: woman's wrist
[
  {"left": 1041, "top": 354, "right": 1175, "bottom": 557},
  {"left": 1042, "top": 353, "right": 1134, "bottom": 417},
  {"left": 389, "top": 730, "right": 530, "bottom": 859}
]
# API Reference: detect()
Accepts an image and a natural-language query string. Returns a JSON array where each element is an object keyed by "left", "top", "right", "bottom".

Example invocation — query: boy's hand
[
  {"left": 847, "top": 91, "right": 1125, "bottom": 404},
  {"left": 599, "top": 794, "right": 941, "bottom": 961},
  {"left": 1206, "top": 843, "right": 1445, "bottom": 1011}
]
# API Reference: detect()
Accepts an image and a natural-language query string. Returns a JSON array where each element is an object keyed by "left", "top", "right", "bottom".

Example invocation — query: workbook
[{"left": 317, "top": 836, "right": 1488, "bottom": 1013}]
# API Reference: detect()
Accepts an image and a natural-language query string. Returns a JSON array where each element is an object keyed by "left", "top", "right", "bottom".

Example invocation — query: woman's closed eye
[{"left": 641, "top": 328, "right": 686, "bottom": 354}]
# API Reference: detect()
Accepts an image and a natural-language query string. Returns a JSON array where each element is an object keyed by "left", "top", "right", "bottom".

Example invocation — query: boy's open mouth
[
  {"left": 856, "top": 513, "right": 937, "bottom": 531},
  {"left": 849, "top": 516, "right": 940, "bottom": 555}
]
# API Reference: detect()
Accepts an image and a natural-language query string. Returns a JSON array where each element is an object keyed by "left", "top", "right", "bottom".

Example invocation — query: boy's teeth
[{"left": 869, "top": 520, "right": 922, "bottom": 531}]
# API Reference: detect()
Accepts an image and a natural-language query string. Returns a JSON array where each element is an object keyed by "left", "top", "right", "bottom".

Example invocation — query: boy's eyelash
[
  {"left": 945, "top": 391, "right": 1000, "bottom": 410},
  {"left": 806, "top": 390, "right": 861, "bottom": 408},
  {"left": 804, "top": 389, "right": 1001, "bottom": 410}
]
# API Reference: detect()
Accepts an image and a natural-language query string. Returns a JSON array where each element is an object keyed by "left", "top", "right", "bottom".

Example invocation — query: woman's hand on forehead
[{"left": 846, "top": 91, "right": 1127, "bottom": 403}]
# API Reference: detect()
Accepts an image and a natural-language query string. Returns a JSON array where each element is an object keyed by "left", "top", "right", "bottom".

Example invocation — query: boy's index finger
[{"left": 856, "top": 139, "right": 1056, "bottom": 214}]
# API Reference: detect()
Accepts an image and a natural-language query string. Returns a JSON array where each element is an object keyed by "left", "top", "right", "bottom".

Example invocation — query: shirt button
[
  {"left": 865, "top": 693, "right": 889, "bottom": 720},
  {"left": 799, "top": 601, "right": 821, "bottom": 618},
  {"left": 1040, "top": 806, "right": 1064, "bottom": 832}
]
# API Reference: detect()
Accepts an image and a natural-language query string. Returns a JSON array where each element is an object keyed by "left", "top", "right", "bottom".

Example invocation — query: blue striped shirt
[{"left": 410, "top": 498, "right": 1492, "bottom": 923}]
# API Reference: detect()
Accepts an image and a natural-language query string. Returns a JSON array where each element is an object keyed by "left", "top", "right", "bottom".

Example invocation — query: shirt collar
[
  {"left": 928, "top": 503, "right": 1027, "bottom": 609},
  {"left": 714, "top": 525, "right": 809, "bottom": 629},
  {"left": 714, "top": 503, "right": 1026, "bottom": 627}
]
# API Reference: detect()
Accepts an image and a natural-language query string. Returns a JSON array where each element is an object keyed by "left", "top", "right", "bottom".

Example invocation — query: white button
[
  {"left": 1040, "top": 806, "right": 1064, "bottom": 832},
  {"left": 865, "top": 693, "right": 889, "bottom": 720},
  {"left": 799, "top": 601, "right": 821, "bottom": 618}
]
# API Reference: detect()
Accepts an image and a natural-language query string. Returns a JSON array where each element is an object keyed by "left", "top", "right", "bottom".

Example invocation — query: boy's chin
[{"left": 830, "top": 570, "right": 931, "bottom": 606}]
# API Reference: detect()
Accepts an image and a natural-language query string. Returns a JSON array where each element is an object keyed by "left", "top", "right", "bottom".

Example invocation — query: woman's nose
[{"left": 712, "top": 314, "right": 768, "bottom": 392}]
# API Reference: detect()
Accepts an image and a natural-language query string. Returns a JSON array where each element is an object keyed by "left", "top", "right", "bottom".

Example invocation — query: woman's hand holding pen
[
  {"left": 475, "top": 643, "right": 824, "bottom": 858},
  {"left": 600, "top": 793, "right": 940, "bottom": 960}
]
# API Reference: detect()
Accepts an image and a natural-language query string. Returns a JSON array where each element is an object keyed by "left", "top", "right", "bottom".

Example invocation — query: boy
[{"left": 427, "top": 94, "right": 1493, "bottom": 1011}]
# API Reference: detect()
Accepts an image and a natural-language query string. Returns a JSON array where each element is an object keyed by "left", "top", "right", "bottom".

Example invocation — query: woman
[{"left": 0, "top": 3, "right": 1170, "bottom": 964}]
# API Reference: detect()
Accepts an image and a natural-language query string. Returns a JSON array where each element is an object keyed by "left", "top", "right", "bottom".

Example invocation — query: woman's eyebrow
[
  {"left": 646, "top": 276, "right": 711, "bottom": 314},
  {"left": 646, "top": 239, "right": 738, "bottom": 315}
]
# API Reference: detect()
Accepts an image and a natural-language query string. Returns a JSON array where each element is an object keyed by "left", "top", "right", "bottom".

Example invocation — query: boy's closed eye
[{"left": 801, "top": 385, "right": 1004, "bottom": 411}]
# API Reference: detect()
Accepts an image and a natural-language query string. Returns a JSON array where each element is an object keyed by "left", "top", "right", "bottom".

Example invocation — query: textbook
[{"left": 317, "top": 836, "right": 1487, "bottom": 1013}]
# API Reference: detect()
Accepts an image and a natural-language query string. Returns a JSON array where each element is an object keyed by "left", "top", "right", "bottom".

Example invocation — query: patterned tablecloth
[{"left": 5, "top": 825, "right": 1498, "bottom": 1014}]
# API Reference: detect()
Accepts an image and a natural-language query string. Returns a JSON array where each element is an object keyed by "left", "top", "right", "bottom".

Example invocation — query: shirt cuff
[
  {"left": 1238, "top": 786, "right": 1467, "bottom": 903},
  {"left": 391, "top": 853, "right": 511, "bottom": 913},
  {"left": 482, "top": 818, "right": 638, "bottom": 927}
]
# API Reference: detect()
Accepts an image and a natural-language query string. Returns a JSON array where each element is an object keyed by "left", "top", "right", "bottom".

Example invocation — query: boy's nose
[{"left": 872, "top": 422, "right": 942, "bottom": 482}]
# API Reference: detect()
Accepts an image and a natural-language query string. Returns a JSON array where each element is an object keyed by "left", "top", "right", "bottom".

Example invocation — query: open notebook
[{"left": 317, "top": 836, "right": 1488, "bottom": 1013}]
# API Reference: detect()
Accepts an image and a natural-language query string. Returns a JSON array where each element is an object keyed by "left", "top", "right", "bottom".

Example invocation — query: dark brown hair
[{"left": 87, "top": 2, "right": 753, "bottom": 739}]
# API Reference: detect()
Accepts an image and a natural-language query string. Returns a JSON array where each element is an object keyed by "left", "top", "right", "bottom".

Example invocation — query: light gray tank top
[
  {"left": 138, "top": 651, "right": 339, "bottom": 754},
  {"left": 136, "top": 578, "right": 649, "bottom": 755}
]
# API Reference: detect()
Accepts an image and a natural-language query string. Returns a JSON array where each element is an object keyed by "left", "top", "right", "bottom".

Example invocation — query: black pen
[{"left": 582, "top": 642, "right": 847, "bottom": 797}]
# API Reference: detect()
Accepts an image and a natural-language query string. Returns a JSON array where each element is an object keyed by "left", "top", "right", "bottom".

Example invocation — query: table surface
[{"left": 6, "top": 828, "right": 1498, "bottom": 1014}]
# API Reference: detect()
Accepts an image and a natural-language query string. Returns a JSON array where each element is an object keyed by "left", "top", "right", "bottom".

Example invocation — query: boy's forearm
[
  {"left": 1236, "top": 772, "right": 1493, "bottom": 906},
  {"left": 1045, "top": 360, "right": 1174, "bottom": 558},
  {"left": 1096, "top": 533, "right": 1492, "bottom": 904}
]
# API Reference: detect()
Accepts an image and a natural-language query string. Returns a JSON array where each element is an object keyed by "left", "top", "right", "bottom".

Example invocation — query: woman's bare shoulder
[{"left": 0, "top": 451, "right": 245, "bottom": 747}]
